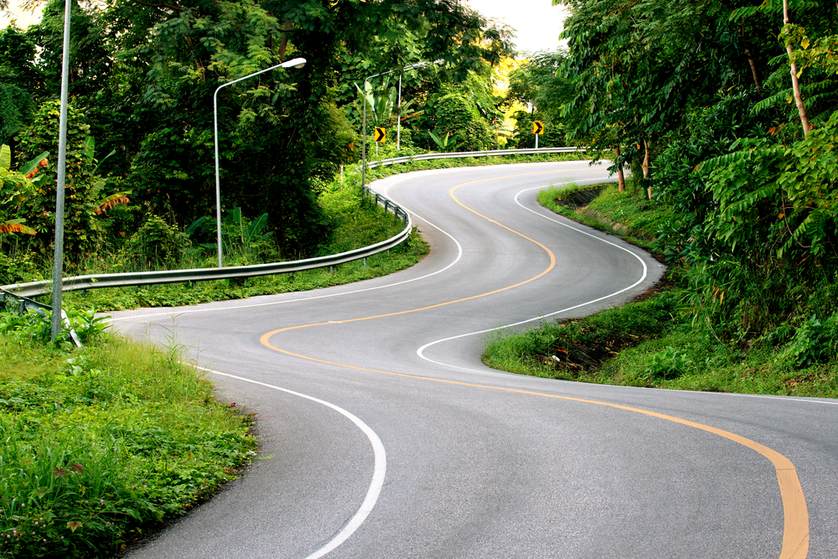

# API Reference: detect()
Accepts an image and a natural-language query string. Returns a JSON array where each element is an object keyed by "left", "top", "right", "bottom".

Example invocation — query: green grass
[
  {"left": 485, "top": 290, "right": 838, "bottom": 397},
  {"left": 66, "top": 233, "right": 427, "bottom": 311},
  {"left": 0, "top": 327, "right": 255, "bottom": 558},
  {"left": 484, "top": 183, "right": 838, "bottom": 398},
  {"left": 537, "top": 182, "right": 673, "bottom": 253},
  {"left": 484, "top": 289, "right": 684, "bottom": 378}
]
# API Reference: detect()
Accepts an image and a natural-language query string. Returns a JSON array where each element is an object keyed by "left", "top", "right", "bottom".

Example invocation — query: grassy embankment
[
  {"left": 0, "top": 314, "right": 255, "bottom": 558},
  {"left": 64, "top": 152, "right": 587, "bottom": 312},
  {"left": 483, "top": 183, "right": 837, "bottom": 397}
]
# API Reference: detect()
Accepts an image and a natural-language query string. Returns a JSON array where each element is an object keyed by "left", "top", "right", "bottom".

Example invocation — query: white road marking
[
  {"left": 195, "top": 366, "right": 387, "bottom": 559},
  {"left": 109, "top": 164, "right": 597, "bottom": 324}
]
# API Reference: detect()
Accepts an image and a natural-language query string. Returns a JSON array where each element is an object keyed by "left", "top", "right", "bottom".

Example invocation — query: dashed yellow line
[{"left": 259, "top": 170, "right": 809, "bottom": 558}]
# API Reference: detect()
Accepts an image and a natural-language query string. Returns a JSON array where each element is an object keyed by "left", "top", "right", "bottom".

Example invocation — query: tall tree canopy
[
  {"left": 510, "top": 0, "right": 837, "bottom": 339},
  {"left": 1, "top": 0, "right": 511, "bottom": 256}
]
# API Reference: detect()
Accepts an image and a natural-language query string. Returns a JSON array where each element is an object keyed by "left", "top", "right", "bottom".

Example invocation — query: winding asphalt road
[{"left": 113, "top": 161, "right": 837, "bottom": 559}]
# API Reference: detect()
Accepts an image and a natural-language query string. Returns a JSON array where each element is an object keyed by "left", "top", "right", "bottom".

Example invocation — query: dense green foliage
[
  {"left": 507, "top": 53, "right": 569, "bottom": 147},
  {"left": 506, "top": 0, "right": 837, "bottom": 348},
  {"left": 0, "top": 313, "right": 255, "bottom": 558},
  {"left": 0, "top": 0, "right": 515, "bottom": 283}
]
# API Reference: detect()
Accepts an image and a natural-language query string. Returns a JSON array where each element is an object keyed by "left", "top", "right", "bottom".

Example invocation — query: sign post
[
  {"left": 373, "top": 127, "right": 387, "bottom": 143},
  {"left": 531, "top": 120, "right": 544, "bottom": 149}
]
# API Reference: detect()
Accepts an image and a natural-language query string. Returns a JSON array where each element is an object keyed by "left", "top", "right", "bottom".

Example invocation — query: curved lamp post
[
  {"left": 213, "top": 57, "right": 306, "bottom": 268},
  {"left": 360, "top": 59, "right": 444, "bottom": 190}
]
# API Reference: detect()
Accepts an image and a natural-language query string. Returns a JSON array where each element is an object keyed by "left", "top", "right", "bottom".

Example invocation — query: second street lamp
[
  {"left": 360, "top": 58, "right": 444, "bottom": 190},
  {"left": 212, "top": 57, "right": 306, "bottom": 268}
]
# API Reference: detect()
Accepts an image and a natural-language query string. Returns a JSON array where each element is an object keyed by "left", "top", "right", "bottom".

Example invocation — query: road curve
[{"left": 114, "top": 161, "right": 838, "bottom": 559}]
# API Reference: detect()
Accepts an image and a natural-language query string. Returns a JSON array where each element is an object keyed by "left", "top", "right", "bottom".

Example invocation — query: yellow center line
[{"left": 259, "top": 170, "right": 809, "bottom": 559}]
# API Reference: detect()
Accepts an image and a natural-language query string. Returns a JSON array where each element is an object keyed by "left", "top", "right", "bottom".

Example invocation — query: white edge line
[
  {"left": 195, "top": 365, "right": 387, "bottom": 559},
  {"left": 109, "top": 163, "right": 602, "bottom": 323}
]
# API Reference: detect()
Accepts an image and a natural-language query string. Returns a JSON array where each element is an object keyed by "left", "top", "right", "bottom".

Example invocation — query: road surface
[{"left": 114, "top": 161, "right": 837, "bottom": 559}]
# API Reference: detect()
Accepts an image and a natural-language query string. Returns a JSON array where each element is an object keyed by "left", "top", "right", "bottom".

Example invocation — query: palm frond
[
  {"left": 0, "top": 220, "right": 36, "bottom": 236},
  {"left": 94, "top": 193, "right": 131, "bottom": 215}
]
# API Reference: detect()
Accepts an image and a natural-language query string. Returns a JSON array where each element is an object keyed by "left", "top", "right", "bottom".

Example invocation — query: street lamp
[
  {"left": 50, "top": 0, "right": 72, "bottom": 341},
  {"left": 360, "top": 59, "right": 444, "bottom": 189},
  {"left": 212, "top": 57, "right": 306, "bottom": 268}
]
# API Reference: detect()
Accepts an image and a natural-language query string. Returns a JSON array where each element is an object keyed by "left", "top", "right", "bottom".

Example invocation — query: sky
[
  {"left": 3, "top": 0, "right": 569, "bottom": 54},
  {"left": 1, "top": 1, "right": 43, "bottom": 29},
  {"left": 466, "top": 0, "right": 568, "bottom": 54}
]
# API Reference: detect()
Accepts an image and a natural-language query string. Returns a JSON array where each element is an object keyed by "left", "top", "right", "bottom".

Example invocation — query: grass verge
[
  {"left": 484, "top": 183, "right": 838, "bottom": 397},
  {"left": 66, "top": 232, "right": 428, "bottom": 312},
  {"left": 537, "top": 182, "right": 670, "bottom": 253},
  {"left": 0, "top": 321, "right": 255, "bottom": 558}
]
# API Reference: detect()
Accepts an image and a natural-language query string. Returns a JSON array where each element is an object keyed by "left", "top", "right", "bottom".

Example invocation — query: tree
[
  {"left": 1, "top": 0, "right": 513, "bottom": 260},
  {"left": 0, "top": 25, "right": 42, "bottom": 167},
  {"left": 782, "top": 0, "right": 813, "bottom": 136}
]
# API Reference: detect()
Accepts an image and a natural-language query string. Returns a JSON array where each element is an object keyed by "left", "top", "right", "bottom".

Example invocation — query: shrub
[
  {"left": 642, "top": 346, "right": 692, "bottom": 380},
  {"left": 422, "top": 92, "right": 496, "bottom": 151},
  {"left": 0, "top": 309, "right": 51, "bottom": 344},
  {"left": 123, "top": 215, "right": 191, "bottom": 269},
  {"left": 16, "top": 100, "right": 104, "bottom": 257},
  {"left": 0, "top": 251, "right": 39, "bottom": 285},
  {"left": 782, "top": 314, "right": 838, "bottom": 368}
]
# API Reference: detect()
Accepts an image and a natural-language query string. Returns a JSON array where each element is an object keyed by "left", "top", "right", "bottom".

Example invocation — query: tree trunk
[
  {"left": 278, "top": 21, "right": 292, "bottom": 58},
  {"left": 642, "top": 140, "right": 652, "bottom": 200},
  {"left": 744, "top": 47, "right": 762, "bottom": 95},
  {"left": 614, "top": 145, "right": 625, "bottom": 192},
  {"left": 783, "top": 0, "right": 813, "bottom": 137}
]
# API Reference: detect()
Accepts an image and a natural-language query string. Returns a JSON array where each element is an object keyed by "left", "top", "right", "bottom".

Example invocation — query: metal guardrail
[
  {"left": 1, "top": 146, "right": 581, "bottom": 300},
  {"left": 367, "top": 146, "right": 585, "bottom": 169},
  {"left": 2, "top": 189, "right": 410, "bottom": 299}
]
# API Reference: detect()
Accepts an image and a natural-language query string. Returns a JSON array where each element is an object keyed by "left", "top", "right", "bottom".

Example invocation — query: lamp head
[
  {"left": 282, "top": 57, "right": 307, "bottom": 69},
  {"left": 408, "top": 58, "right": 445, "bottom": 70}
]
